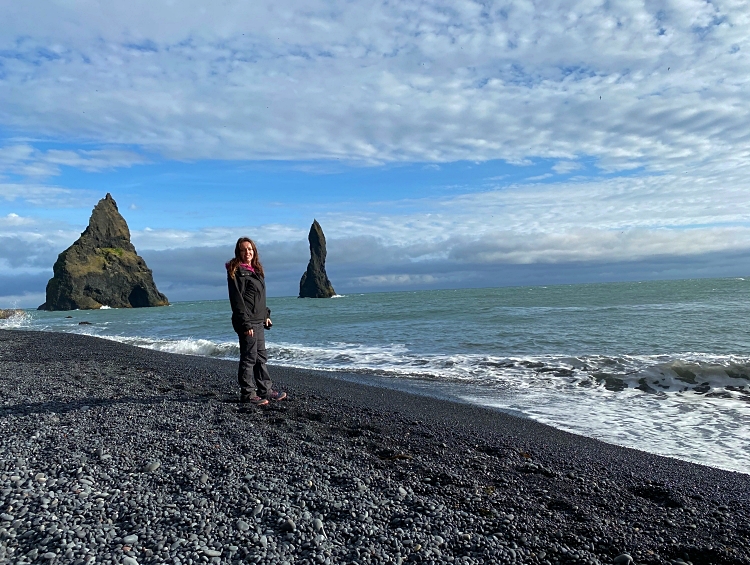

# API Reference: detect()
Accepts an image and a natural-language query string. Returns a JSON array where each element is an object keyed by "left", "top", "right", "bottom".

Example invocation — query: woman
[{"left": 227, "top": 237, "right": 286, "bottom": 405}]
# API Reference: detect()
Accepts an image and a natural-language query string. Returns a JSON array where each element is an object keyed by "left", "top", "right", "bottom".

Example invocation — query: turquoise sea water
[{"left": 4, "top": 277, "right": 750, "bottom": 474}]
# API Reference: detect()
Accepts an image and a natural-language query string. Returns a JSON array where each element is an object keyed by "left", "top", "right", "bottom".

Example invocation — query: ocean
[{"left": 3, "top": 277, "right": 749, "bottom": 474}]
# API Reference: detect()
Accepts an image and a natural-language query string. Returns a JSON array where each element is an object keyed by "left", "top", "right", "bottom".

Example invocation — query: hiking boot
[
  {"left": 240, "top": 394, "right": 269, "bottom": 406},
  {"left": 268, "top": 390, "right": 287, "bottom": 401}
]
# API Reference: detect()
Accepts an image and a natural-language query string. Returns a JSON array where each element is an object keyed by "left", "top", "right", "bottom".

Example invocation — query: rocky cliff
[
  {"left": 299, "top": 220, "right": 336, "bottom": 298},
  {"left": 38, "top": 194, "right": 169, "bottom": 311}
]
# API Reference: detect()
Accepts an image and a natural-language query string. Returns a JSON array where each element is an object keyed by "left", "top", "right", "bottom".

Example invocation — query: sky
[{"left": 1, "top": 0, "right": 750, "bottom": 307}]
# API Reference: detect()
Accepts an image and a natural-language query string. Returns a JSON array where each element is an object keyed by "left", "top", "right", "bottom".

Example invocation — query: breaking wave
[
  {"left": 83, "top": 334, "right": 750, "bottom": 405},
  {"left": 0, "top": 309, "right": 32, "bottom": 329}
]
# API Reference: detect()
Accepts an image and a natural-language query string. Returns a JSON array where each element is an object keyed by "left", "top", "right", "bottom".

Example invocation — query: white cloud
[
  {"left": 130, "top": 223, "right": 307, "bottom": 250},
  {"left": 0, "top": 182, "right": 97, "bottom": 207},
  {"left": 43, "top": 149, "right": 149, "bottom": 172},
  {"left": 0, "top": 0, "right": 746, "bottom": 175},
  {"left": 552, "top": 161, "right": 583, "bottom": 174},
  {"left": 4, "top": 164, "right": 748, "bottom": 276},
  {"left": 526, "top": 173, "right": 553, "bottom": 181},
  {"left": 446, "top": 227, "right": 750, "bottom": 265},
  {"left": 118, "top": 169, "right": 750, "bottom": 268},
  {"left": 0, "top": 144, "right": 147, "bottom": 179}
]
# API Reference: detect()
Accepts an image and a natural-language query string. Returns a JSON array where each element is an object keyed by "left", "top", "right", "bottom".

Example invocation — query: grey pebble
[
  {"left": 122, "top": 534, "right": 138, "bottom": 544},
  {"left": 281, "top": 518, "right": 296, "bottom": 532},
  {"left": 614, "top": 554, "right": 633, "bottom": 564},
  {"left": 237, "top": 519, "right": 250, "bottom": 532},
  {"left": 203, "top": 549, "right": 222, "bottom": 557},
  {"left": 144, "top": 460, "right": 160, "bottom": 472}
]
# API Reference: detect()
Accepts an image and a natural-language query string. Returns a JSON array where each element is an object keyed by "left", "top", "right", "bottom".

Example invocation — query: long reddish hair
[{"left": 226, "top": 237, "right": 265, "bottom": 278}]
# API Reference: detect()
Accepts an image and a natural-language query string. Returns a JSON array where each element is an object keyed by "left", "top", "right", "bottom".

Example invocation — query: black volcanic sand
[{"left": 0, "top": 330, "right": 748, "bottom": 565}]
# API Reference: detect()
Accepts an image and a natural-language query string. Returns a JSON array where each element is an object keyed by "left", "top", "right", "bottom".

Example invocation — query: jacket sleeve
[{"left": 227, "top": 273, "right": 251, "bottom": 332}]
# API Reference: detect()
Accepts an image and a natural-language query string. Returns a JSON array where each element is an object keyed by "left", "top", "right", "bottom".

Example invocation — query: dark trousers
[{"left": 237, "top": 325, "right": 272, "bottom": 399}]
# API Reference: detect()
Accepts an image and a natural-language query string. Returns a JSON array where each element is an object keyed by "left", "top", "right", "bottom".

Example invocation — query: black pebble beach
[{"left": 0, "top": 330, "right": 748, "bottom": 565}]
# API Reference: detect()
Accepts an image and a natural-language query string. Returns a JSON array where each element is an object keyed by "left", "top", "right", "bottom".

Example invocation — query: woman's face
[{"left": 239, "top": 241, "right": 254, "bottom": 264}]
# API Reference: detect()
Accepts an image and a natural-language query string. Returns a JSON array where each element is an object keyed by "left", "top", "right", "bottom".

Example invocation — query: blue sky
[{"left": 1, "top": 0, "right": 750, "bottom": 306}]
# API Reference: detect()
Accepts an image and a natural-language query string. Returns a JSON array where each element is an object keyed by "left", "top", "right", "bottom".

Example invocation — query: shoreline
[{"left": 1, "top": 329, "right": 748, "bottom": 565}]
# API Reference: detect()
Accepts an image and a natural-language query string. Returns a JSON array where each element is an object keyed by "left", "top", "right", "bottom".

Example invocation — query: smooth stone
[
  {"left": 313, "top": 518, "right": 324, "bottom": 532},
  {"left": 144, "top": 461, "right": 160, "bottom": 473},
  {"left": 260, "top": 535, "right": 268, "bottom": 548},
  {"left": 123, "top": 534, "right": 139, "bottom": 544},
  {"left": 200, "top": 474, "right": 209, "bottom": 484},
  {"left": 122, "top": 557, "right": 139, "bottom": 565},
  {"left": 614, "top": 554, "right": 633, "bottom": 564},
  {"left": 237, "top": 520, "right": 250, "bottom": 532},
  {"left": 42, "top": 553, "right": 57, "bottom": 560},
  {"left": 281, "top": 519, "right": 296, "bottom": 532},
  {"left": 203, "top": 549, "right": 222, "bottom": 557}
]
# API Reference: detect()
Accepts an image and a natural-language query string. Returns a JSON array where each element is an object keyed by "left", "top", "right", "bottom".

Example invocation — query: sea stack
[
  {"left": 38, "top": 194, "right": 169, "bottom": 311},
  {"left": 299, "top": 220, "right": 336, "bottom": 298}
]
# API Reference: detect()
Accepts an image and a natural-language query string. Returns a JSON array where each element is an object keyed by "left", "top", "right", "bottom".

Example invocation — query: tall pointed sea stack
[
  {"left": 38, "top": 194, "right": 169, "bottom": 311},
  {"left": 299, "top": 220, "right": 336, "bottom": 298}
]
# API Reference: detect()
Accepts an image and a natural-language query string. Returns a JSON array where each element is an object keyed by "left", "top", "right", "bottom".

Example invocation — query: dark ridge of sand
[{"left": 0, "top": 329, "right": 748, "bottom": 565}]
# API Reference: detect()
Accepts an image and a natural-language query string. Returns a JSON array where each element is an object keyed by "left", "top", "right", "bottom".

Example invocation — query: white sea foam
[
  {"left": 0, "top": 310, "right": 31, "bottom": 329},
  {"left": 106, "top": 335, "right": 239, "bottom": 358},
  {"left": 90, "top": 333, "right": 750, "bottom": 403},
  {"left": 265, "top": 342, "right": 750, "bottom": 474}
]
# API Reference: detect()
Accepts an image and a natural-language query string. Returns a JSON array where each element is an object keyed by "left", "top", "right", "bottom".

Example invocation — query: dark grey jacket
[{"left": 228, "top": 267, "right": 271, "bottom": 334}]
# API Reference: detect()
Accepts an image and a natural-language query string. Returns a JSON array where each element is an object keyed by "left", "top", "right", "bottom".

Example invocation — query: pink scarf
[{"left": 225, "top": 261, "right": 255, "bottom": 273}]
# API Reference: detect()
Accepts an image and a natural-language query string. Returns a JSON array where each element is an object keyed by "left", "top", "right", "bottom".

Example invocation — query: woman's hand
[
  {"left": 244, "top": 328, "right": 254, "bottom": 337},
  {"left": 264, "top": 318, "right": 273, "bottom": 329}
]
